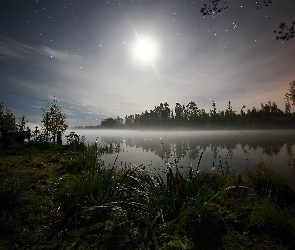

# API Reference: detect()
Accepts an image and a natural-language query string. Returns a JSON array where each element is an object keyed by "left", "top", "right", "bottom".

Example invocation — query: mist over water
[{"left": 65, "top": 129, "right": 295, "bottom": 189}]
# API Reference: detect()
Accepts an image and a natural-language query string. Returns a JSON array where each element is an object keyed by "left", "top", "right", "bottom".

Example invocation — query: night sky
[{"left": 1, "top": 0, "right": 294, "bottom": 127}]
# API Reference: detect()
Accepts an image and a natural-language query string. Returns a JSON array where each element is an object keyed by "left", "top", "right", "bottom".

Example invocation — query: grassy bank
[{"left": 1, "top": 143, "right": 295, "bottom": 249}]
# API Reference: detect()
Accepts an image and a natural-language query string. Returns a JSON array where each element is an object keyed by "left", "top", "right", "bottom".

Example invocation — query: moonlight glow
[
  {"left": 0, "top": 1, "right": 294, "bottom": 127},
  {"left": 133, "top": 37, "right": 157, "bottom": 64}
]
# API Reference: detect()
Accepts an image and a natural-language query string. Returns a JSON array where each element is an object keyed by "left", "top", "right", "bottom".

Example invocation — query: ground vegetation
[{"left": 0, "top": 142, "right": 295, "bottom": 249}]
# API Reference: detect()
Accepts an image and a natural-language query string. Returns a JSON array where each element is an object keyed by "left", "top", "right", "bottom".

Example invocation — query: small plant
[
  {"left": 65, "top": 131, "right": 86, "bottom": 151},
  {"left": 78, "top": 144, "right": 132, "bottom": 205},
  {"left": 247, "top": 163, "right": 295, "bottom": 207},
  {"left": 250, "top": 196, "right": 285, "bottom": 229}
]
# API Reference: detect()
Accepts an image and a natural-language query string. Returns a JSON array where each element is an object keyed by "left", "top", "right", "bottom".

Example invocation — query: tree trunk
[{"left": 57, "top": 131, "right": 62, "bottom": 145}]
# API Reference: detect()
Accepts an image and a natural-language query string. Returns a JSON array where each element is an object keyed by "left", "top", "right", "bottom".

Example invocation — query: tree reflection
[
  {"left": 99, "top": 130, "right": 295, "bottom": 173},
  {"left": 286, "top": 142, "right": 295, "bottom": 170}
]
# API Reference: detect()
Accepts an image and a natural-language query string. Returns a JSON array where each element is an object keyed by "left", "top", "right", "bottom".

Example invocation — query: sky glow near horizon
[{"left": 0, "top": 0, "right": 294, "bottom": 127}]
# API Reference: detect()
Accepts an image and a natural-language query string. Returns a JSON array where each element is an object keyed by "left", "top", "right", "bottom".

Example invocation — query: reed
[
  {"left": 2, "top": 144, "right": 294, "bottom": 249},
  {"left": 78, "top": 144, "right": 132, "bottom": 205},
  {"left": 71, "top": 143, "right": 247, "bottom": 249}
]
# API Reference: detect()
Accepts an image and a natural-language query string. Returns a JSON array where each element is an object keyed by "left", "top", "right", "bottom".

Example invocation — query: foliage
[
  {"left": 0, "top": 144, "right": 295, "bottom": 249},
  {"left": 0, "top": 102, "right": 18, "bottom": 136},
  {"left": 200, "top": 0, "right": 294, "bottom": 41},
  {"left": 65, "top": 146, "right": 295, "bottom": 248},
  {"left": 200, "top": 0, "right": 229, "bottom": 16},
  {"left": 287, "top": 81, "right": 295, "bottom": 106},
  {"left": 101, "top": 116, "right": 124, "bottom": 128},
  {"left": 0, "top": 103, "right": 29, "bottom": 148},
  {"left": 101, "top": 99, "right": 295, "bottom": 129},
  {"left": 78, "top": 144, "right": 133, "bottom": 205},
  {"left": 65, "top": 131, "right": 86, "bottom": 151},
  {"left": 41, "top": 98, "right": 68, "bottom": 144},
  {"left": 274, "top": 21, "right": 295, "bottom": 40},
  {"left": 246, "top": 163, "right": 295, "bottom": 207},
  {"left": 245, "top": 165, "right": 295, "bottom": 245},
  {"left": 67, "top": 146, "right": 240, "bottom": 249}
]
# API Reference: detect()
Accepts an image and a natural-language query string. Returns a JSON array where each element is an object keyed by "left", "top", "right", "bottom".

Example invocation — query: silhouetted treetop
[
  {"left": 274, "top": 22, "right": 295, "bottom": 40},
  {"left": 200, "top": 0, "right": 294, "bottom": 41},
  {"left": 200, "top": 0, "right": 273, "bottom": 16}
]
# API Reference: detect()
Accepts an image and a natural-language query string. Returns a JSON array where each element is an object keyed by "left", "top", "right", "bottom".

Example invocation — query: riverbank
[{"left": 1, "top": 143, "right": 295, "bottom": 249}]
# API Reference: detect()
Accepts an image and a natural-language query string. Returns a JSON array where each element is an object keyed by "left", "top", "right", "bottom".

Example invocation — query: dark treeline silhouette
[{"left": 100, "top": 100, "right": 295, "bottom": 129}]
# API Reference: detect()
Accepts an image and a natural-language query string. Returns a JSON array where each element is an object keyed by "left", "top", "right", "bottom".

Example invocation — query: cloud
[
  {"left": 0, "top": 36, "right": 36, "bottom": 59},
  {"left": 0, "top": 36, "right": 82, "bottom": 63},
  {"left": 39, "top": 46, "right": 82, "bottom": 61},
  {"left": 1, "top": 0, "right": 294, "bottom": 130}
]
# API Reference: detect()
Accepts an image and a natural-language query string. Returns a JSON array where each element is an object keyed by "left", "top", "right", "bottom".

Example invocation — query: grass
[{"left": 0, "top": 142, "right": 295, "bottom": 249}]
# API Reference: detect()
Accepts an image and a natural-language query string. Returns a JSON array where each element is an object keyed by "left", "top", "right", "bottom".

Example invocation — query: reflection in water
[{"left": 67, "top": 129, "right": 295, "bottom": 188}]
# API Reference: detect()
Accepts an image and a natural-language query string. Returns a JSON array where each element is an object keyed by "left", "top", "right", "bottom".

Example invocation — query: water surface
[{"left": 65, "top": 129, "right": 295, "bottom": 189}]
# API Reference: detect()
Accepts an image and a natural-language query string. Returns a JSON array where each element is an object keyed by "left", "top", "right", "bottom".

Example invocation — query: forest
[
  {"left": 98, "top": 100, "right": 295, "bottom": 130},
  {"left": 97, "top": 81, "right": 295, "bottom": 129}
]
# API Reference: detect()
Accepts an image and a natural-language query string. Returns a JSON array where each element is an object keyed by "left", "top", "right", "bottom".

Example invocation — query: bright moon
[{"left": 133, "top": 37, "right": 157, "bottom": 63}]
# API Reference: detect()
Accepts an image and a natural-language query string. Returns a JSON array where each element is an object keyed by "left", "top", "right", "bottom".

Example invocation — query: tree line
[
  {"left": 1, "top": 81, "right": 295, "bottom": 151},
  {"left": 100, "top": 81, "right": 295, "bottom": 129}
]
